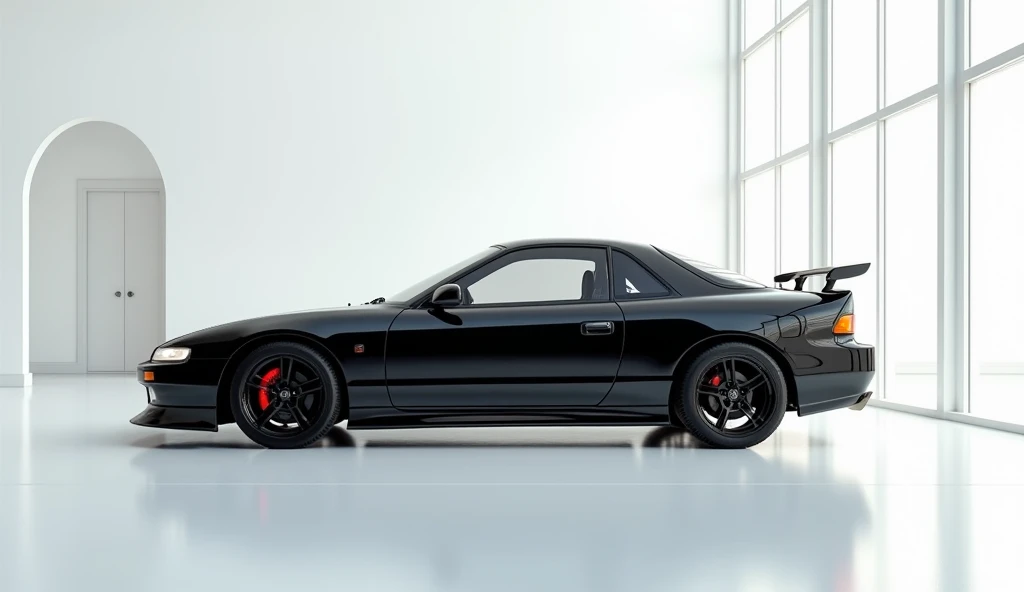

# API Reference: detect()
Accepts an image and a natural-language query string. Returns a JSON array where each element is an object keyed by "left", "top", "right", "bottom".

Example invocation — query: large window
[
  {"left": 742, "top": 170, "right": 776, "bottom": 286},
  {"left": 736, "top": 0, "right": 1024, "bottom": 428},
  {"left": 780, "top": 14, "right": 810, "bottom": 153},
  {"left": 741, "top": 1, "right": 809, "bottom": 284},
  {"left": 966, "top": 3, "right": 1024, "bottom": 423},
  {"left": 744, "top": 0, "right": 776, "bottom": 48},
  {"left": 885, "top": 0, "right": 937, "bottom": 105},
  {"left": 831, "top": 126, "right": 877, "bottom": 352},
  {"left": 828, "top": 1, "right": 943, "bottom": 409},
  {"left": 885, "top": 100, "right": 938, "bottom": 409},
  {"left": 969, "top": 59, "right": 1024, "bottom": 422},
  {"left": 969, "top": 0, "right": 1024, "bottom": 65},
  {"left": 745, "top": 43, "right": 775, "bottom": 168},
  {"left": 780, "top": 155, "right": 809, "bottom": 273},
  {"left": 831, "top": 0, "right": 876, "bottom": 129}
]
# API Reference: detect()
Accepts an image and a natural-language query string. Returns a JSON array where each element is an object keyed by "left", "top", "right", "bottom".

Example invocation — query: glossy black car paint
[{"left": 131, "top": 239, "right": 875, "bottom": 433}]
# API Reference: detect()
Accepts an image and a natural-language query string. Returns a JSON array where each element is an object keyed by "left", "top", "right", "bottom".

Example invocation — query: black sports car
[{"left": 132, "top": 239, "right": 874, "bottom": 449}]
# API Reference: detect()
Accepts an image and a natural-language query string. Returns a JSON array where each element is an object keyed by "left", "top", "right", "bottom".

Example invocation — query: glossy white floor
[{"left": 1, "top": 374, "right": 1022, "bottom": 591}]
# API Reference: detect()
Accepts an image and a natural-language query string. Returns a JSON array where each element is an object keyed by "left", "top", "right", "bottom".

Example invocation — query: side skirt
[{"left": 347, "top": 406, "right": 671, "bottom": 429}]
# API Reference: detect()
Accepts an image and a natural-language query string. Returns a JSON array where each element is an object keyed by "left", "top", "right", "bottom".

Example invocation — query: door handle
[
  {"left": 127, "top": 291, "right": 135, "bottom": 298},
  {"left": 581, "top": 321, "right": 614, "bottom": 335},
  {"left": 115, "top": 291, "right": 122, "bottom": 297}
]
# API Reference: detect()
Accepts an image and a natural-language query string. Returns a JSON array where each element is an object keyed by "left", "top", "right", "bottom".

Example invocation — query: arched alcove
[{"left": 25, "top": 120, "right": 166, "bottom": 373}]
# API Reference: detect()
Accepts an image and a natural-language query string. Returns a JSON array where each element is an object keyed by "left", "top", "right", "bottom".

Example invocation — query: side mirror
[{"left": 430, "top": 284, "right": 462, "bottom": 308}]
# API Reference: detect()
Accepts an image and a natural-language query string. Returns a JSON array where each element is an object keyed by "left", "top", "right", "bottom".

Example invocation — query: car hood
[{"left": 161, "top": 303, "right": 404, "bottom": 358}]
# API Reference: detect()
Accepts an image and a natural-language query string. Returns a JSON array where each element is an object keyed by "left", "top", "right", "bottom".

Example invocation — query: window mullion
[
  {"left": 776, "top": 33, "right": 783, "bottom": 161},
  {"left": 937, "top": 0, "right": 967, "bottom": 414},
  {"left": 775, "top": 167, "right": 782, "bottom": 277},
  {"left": 877, "top": 118, "right": 887, "bottom": 400},
  {"left": 963, "top": 0, "right": 971, "bottom": 67},
  {"left": 775, "top": 19, "right": 783, "bottom": 278},
  {"left": 810, "top": 0, "right": 829, "bottom": 280},
  {"left": 878, "top": 0, "right": 886, "bottom": 109},
  {"left": 875, "top": 0, "right": 887, "bottom": 399},
  {"left": 729, "top": 0, "right": 743, "bottom": 272}
]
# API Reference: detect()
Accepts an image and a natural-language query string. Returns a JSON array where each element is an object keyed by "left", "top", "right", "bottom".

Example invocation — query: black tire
[
  {"left": 672, "top": 342, "right": 787, "bottom": 449},
  {"left": 229, "top": 342, "right": 343, "bottom": 449}
]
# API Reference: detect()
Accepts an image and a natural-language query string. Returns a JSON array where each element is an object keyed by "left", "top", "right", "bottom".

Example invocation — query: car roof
[{"left": 493, "top": 238, "right": 654, "bottom": 252}]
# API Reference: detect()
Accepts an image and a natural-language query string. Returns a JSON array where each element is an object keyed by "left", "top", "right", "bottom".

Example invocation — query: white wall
[
  {"left": 1, "top": 0, "right": 728, "bottom": 373},
  {"left": 29, "top": 122, "right": 162, "bottom": 365}
]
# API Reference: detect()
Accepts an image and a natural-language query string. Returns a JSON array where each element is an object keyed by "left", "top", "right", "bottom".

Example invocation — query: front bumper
[{"left": 130, "top": 359, "right": 225, "bottom": 432}]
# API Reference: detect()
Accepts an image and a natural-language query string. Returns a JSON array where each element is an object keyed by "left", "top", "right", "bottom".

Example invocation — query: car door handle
[{"left": 581, "top": 321, "right": 615, "bottom": 335}]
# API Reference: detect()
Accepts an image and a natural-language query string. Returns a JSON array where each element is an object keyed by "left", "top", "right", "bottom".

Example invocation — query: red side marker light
[{"left": 354, "top": 344, "right": 365, "bottom": 354}]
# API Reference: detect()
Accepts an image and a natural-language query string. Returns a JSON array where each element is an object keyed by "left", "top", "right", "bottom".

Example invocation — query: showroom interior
[{"left": 0, "top": 0, "right": 1022, "bottom": 590}]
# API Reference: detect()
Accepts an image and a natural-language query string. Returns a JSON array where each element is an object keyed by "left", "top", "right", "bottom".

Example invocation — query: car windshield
[
  {"left": 658, "top": 248, "right": 766, "bottom": 289},
  {"left": 389, "top": 247, "right": 500, "bottom": 303}
]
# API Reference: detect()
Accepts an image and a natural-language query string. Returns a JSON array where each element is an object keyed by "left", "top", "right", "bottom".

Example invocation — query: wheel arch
[
  {"left": 669, "top": 332, "right": 798, "bottom": 425},
  {"left": 215, "top": 331, "right": 349, "bottom": 425}
]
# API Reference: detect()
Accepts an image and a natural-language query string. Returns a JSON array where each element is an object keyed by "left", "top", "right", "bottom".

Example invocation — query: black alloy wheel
[
  {"left": 673, "top": 342, "right": 787, "bottom": 449},
  {"left": 230, "top": 342, "right": 343, "bottom": 449},
  {"left": 696, "top": 357, "right": 774, "bottom": 435}
]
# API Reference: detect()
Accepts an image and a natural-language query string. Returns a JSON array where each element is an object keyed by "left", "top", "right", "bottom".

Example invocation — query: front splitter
[{"left": 130, "top": 404, "right": 218, "bottom": 432}]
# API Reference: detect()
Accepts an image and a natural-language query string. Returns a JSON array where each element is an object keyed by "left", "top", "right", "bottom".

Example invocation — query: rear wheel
[
  {"left": 673, "top": 342, "right": 787, "bottom": 449},
  {"left": 229, "top": 342, "right": 342, "bottom": 449}
]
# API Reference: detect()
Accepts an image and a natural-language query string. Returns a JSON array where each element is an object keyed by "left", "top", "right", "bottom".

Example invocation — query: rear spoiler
[{"left": 774, "top": 263, "right": 870, "bottom": 292}]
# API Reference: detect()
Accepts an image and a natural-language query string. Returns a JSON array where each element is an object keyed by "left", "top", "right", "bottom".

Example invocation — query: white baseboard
[
  {"left": 868, "top": 398, "right": 1024, "bottom": 436},
  {"left": 0, "top": 373, "right": 33, "bottom": 387},
  {"left": 977, "top": 362, "right": 1024, "bottom": 375},
  {"left": 30, "top": 362, "right": 85, "bottom": 374},
  {"left": 893, "top": 362, "right": 1024, "bottom": 375}
]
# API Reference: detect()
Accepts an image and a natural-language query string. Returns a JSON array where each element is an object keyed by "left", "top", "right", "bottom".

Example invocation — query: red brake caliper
[
  {"left": 709, "top": 374, "right": 722, "bottom": 387},
  {"left": 258, "top": 367, "right": 281, "bottom": 410}
]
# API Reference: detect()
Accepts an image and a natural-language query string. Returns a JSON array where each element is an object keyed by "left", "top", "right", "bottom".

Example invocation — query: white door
[
  {"left": 124, "top": 191, "right": 164, "bottom": 367},
  {"left": 86, "top": 190, "right": 164, "bottom": 372},
  {"left": 87, "top": 192, "right": 126, "bottom": 372}
]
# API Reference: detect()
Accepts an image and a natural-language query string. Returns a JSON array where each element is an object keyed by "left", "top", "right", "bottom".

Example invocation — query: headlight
[{"left": 151, "top": 347, "right": 191, "bottom": 362}]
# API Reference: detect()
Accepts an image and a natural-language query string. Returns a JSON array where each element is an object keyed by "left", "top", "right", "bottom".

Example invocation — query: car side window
[
  {"left": 612, "top": 251, "right": 669, "bottom": 299},
  {"left": 457, "top": 247, "right": 610, "bottom": 306}
]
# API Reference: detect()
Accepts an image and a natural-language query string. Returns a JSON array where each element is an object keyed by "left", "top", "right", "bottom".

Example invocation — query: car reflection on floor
[{"left": 127, "top": 426, "right": 867, "bottom": 592}]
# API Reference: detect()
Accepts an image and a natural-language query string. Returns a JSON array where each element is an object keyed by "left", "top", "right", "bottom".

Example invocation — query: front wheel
[
  {"left": 673, "top": 342, "right": 787, "bottom": 449},
  {"left": 229, "top": 342, "right": 343, "bottom": 449}
]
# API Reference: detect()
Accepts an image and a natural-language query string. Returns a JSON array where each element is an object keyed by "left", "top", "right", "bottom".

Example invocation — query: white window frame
[
  {"left": 731, "top": 0, "right": 1024, "bottom": 435},
  {"left": 734, "top": 1, "right": 812, "bottom": 284}
]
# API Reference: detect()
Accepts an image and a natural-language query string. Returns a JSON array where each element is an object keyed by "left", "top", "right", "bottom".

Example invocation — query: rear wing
[{"left": 774, "top": 263, "right": 870, "bottom": 292}]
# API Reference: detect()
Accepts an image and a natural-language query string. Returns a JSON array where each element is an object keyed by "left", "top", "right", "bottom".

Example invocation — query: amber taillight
[{"left": 833, "top": 313, "right": 855, "bottom": 335}]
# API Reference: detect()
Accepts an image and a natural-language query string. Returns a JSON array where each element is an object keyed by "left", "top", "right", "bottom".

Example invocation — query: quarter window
[
  {"left": 612, "top": 251, "right": 669, "bottom": 299},
  {"left": 458, "top": 247, "right": 609, "bottom": 306}
]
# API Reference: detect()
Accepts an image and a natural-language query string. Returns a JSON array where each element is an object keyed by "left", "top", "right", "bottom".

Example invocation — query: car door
[{"left": 385, "top": 246, "right": 624, "bottom": 408}]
